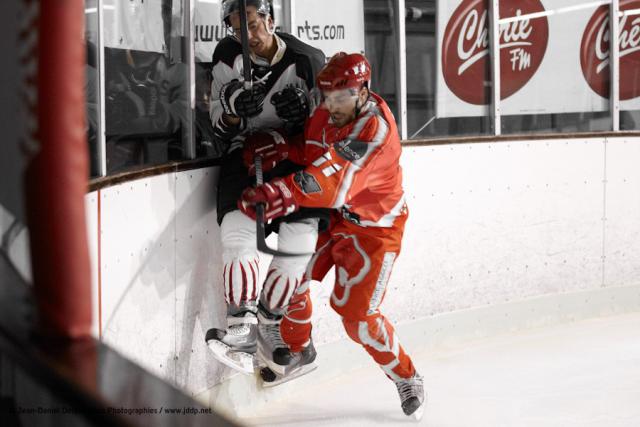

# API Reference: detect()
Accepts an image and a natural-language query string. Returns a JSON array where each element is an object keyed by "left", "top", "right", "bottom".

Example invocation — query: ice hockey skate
[
  {"left": 256, "top": 303, "right": 290, "bottom": 369},
  {"left": 259, "top": 339, "right": 317, "bottom": 387},
  {"left": 395, "top": 373, "right": 425, "bottom": 421},
  {"left": 205, "top": 310, "right": 257, "bottom": 374}
]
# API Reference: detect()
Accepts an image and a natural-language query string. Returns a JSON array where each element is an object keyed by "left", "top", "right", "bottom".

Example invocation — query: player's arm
[
  {"left": 239, "top": 113, "right": 389, "bottom": 220},
  {"left": 241, "top": 130, "right": 307, "bottom": 174},
  {"left": 271, "top": 46, "right": 326, "bottom": 135},
  {"left": 210, "top": 57, "right": 243, "bottom": 141},
  {"left": 240, "top": 107, "right": 331, "bottom": 175},
  {"left": 210, "top": 43, "right": 266, "bottom": 142},
  {"left": 289, "top": 112, "right": 390, "bottom": 208}
]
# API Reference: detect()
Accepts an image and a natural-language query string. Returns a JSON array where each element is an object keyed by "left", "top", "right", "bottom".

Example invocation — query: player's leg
[
  {"left": 205, "top": 210, "right": 260, "bottom": 372},
  {"left": 341, "top": 314, "right": 424, "bottom": 418},
  {"left": 258, "top": 231, "right": 333, "bottom": 384},
  {"left": 279, "top": 230, "right": 334, "bottom": 353},
  {"left": 257, "top": 218, "right": 317, "bottom": 367},
  {"left": 205, "top": 151, "right": 259, "bottom": 373},
  {"left": 331, "top": 223, "right": 425, "bottom": 419}
]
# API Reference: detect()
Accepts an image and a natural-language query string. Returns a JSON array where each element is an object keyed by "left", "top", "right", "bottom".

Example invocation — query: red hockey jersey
[{"left": 284, "top": 92, "right": 406, "bottom": 228}]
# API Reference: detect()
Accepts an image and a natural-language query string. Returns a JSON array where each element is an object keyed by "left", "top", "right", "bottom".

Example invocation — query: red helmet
[{"left": 316, "top": 52, "right": 371, "bottom": 92}]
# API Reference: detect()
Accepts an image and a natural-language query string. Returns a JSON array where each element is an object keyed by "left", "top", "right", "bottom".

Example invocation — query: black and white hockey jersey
[{"left": 209, "top": 32, "right": 325, "bottom": 153}]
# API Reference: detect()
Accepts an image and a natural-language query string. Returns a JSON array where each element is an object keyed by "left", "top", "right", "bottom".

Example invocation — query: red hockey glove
[
  {"left": 238, "top": 178, "right": 299, "bottom": 222},
  {"left": 242, "top": 130, "right": 289, "bottom": 175}
]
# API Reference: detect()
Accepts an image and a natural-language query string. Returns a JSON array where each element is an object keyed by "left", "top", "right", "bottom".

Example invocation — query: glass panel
[
  {"left": 102, "top": 0, "right": 190, "bottom": 174},
  {"left": 364, "top": 0, "right": 399, "bottom": 119},
  {"left": 404, "top": 0, "right": 492, "bottom": 139},
  {"left": 85, "top": 1, "right": 100, "bottom": 177},
  {"left": 192, "top": 0, "right": 286, "bottom": 159},
  {"left": 500, "top": 0, "right": 612, "bottom": 134},
  {"left": 621, "top": 110, "right": 640, "bottom": 129},
  {"left": 620, "top": 2, "right": 640, "bottom": 130},
  {"left": 194, "top": 0, "right": 228, "bottom": 159},
  {"left": 194, "top": 61, "right": 222, "bottom": 158}
]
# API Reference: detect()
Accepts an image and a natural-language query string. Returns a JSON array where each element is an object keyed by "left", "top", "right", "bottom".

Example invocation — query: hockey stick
[
  {"left": 238, "top": 0, "right": 252, "bottom": 90},
  {"left": 237, "top": 0, "right": 310, "bottom": 257},
  {"left": 253, "top": 156, "right": 313, "bottom": 257}
]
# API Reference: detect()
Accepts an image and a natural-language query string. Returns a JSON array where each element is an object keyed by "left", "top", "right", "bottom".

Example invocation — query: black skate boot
[
  {"left": 256, "top": 303, "right": 290, "bottom": 370},
  {"left": 205, "top": 308, "right": 257, "bottom": 374},
  {"left": 260, "top": 339, "right": 317, "bottom": 387},
  {"left": 395, "top": 373, "right": 425, "bottom": 420}
]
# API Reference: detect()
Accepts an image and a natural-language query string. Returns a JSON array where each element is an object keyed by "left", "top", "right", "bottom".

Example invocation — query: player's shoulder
[
  {"left": 212, "top": 36, "right": 242, "bottom": 68},
  {"left": 278, "top": 33, "right": 325, "bottom": 65},
  {"left": 352, "top": 99, "right": 395, "bottom": 142},
  {"left": 309, "top": 105, "right": 331, "bottom": 125},
  {"left": 369, "top": 93, "right": 397, "bottom": 132},
  {"left": 305, "top": 106, "right": 330, "bottom": 137}
]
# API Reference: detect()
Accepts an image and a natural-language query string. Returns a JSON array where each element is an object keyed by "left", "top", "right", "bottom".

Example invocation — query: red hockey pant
[{"left": 281, "top": 214, "right": 416, "bottom": 381}]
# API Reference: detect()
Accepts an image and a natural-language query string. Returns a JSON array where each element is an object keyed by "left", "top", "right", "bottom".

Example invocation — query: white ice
[{"left": 241, "top": 313, "right": 640, "bottom": 427}]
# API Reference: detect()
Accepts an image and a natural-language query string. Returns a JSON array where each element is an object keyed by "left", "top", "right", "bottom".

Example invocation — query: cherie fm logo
[
  {"left": 580, "top": 0, "right": 640, "bottom": 100},
  {"left": 442, "top": 0, "right": 549, "bottom": 105}
]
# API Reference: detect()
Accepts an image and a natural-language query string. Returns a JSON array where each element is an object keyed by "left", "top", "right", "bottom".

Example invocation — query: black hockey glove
[
  {"left": 220, "top": 79, "right": 266, "bottom": 118},
  {"left": 212, "top": 114, "right": 242, "bottom": 143},
  {"left": 271, "top": 86, "right": 310, "bottom": 126}
]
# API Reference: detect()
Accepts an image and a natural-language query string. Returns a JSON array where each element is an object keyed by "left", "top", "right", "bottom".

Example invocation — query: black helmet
[{"left": 222, "top": 0, "right": 273, "bottom": 25}]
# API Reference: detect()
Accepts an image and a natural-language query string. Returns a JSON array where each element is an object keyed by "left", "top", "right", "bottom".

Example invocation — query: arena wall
[{"left": 84, "top": 135, "right": 640, "bottom": 411}]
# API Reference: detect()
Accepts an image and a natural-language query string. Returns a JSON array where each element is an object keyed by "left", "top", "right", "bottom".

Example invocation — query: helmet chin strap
[
  {"left": 354, "top": 85, "right": 370, "bottom": 118},
  {"left": 354, "top": 100, "right": 362, "bottom": 118}
]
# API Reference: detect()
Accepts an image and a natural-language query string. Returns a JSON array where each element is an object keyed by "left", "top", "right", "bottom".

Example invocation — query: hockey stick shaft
[
  {"left": 238, "top": 0, "right": 252, "bottom": 90},
  {"left": 236, "top": 1, "right": 270, "bottom": 251},
  {"left": 238, "top": 1, "right": 311, "bottom": 258},
  {"left": 253, "top": 157, "right": 312, "bottom": 257},
  {"left": 253, "top": 155, "right": 268, "bottom": 253}
]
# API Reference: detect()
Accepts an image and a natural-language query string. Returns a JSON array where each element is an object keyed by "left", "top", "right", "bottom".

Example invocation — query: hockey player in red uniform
[{"left": 239, "top": 52, "right": 425, "bottom": 420}]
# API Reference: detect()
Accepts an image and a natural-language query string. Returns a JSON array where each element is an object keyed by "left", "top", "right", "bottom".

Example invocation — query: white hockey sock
[
  {"left": 221, "top": 211, "right": 259, "bottom": 307},
  {"left": 260, "top": 219, "right": 317, "bottom": 313}
]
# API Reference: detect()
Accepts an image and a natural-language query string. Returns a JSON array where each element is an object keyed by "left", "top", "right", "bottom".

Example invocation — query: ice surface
[{"left": 241, "top": 313, "right": 640, "bottom": 426}]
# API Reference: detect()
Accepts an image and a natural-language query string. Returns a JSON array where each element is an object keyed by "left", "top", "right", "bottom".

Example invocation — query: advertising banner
[
  {"left": 437, "top": 0, "right": 640, "bottom": 117},
  {"left": 195, "top": 0, "right": 285, "bottom": 62},
  {"left": 101, "top": 1, "right": 364, "bottom": 62},
  {"left": 195, "top": 0, "right": 224, "bottom": 62},
  {"left": 290, "top": 0, "right": 365, "bottom": 57},
  {"left": 103, "top": 0, "right": 168, "bottom": 53},
  {"left": 195, "top": 0, "right": 364, "bottom": 62}
]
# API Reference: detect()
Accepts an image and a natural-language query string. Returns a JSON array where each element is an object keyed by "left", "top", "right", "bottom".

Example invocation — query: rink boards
[{"left": 84, "top": 136, "right": 640, "bottom": 402}]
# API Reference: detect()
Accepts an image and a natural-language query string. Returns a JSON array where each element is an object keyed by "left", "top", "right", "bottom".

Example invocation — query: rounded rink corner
[
  {"left": 84, "top": 136, "right": 640, "bottom": 426},
  {"left": 200, "top": 284, "right": 640, "bottom": 427},
  {"left": 5, "top": 1, "right": 640, "bottom": 427}
]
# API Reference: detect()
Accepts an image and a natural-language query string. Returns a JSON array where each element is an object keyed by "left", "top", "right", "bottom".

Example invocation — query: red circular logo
[
  {"left": 442, "top": 0, "right": 549, "bottom": 105},
  {"left": 581, "top": 0, "right": 640, "bottom": 100}
]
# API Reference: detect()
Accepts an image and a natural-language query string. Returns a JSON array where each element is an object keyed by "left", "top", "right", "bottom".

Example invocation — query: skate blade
[
  {"left": 257, "top": 344, "right": 287, "bottom": 376},
  {"left": 206, "top": 339, "right": 254, "bottom": 374},
  {"left": 410, "top": 403, "right": 425, "bottom": 422},
  {"left": 261, "top": 363, "right": 317, "bottom": 388}
]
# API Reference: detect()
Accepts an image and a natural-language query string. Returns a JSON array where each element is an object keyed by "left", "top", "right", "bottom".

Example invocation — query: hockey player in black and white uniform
[{"left": 204, "top": 0, "right": 327, "bottom": 375}]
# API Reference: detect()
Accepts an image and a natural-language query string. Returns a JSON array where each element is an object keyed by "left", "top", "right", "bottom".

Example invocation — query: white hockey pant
[
  {"left": 260, "top": 218, "right": 318, "bottom": 315},
  {"left": 220, "top": 210, "right": 259, "bottom": 311}
]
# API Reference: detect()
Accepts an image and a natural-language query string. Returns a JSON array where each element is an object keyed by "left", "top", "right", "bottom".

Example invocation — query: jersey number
[{"left": 312, "top": 151, "right": 342, "bottom": 177}]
